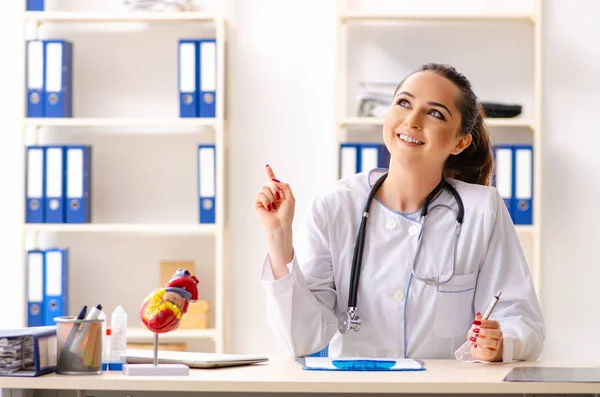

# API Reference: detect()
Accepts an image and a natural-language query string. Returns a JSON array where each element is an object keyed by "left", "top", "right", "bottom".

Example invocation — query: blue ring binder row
[
  {"left": 25, "top": 37, "right": 218, "bottom": 119},
  {"left": 491, "top": 144, "right": 533, "bottom": 225},
  {"left": 25, "top": 145, "right": 92, "bottom": 224},
  {"left": 338, "top": 143, "right": 390, "bottom": 180},
  {"left": 179, "top": 38, "right": 217, "bottom": 118},
  {"left": 26, "top": 248, "right": 69, "bottom": 327},
  {"left": 25, "top": 39, "right": 73, "bottom": 118}
]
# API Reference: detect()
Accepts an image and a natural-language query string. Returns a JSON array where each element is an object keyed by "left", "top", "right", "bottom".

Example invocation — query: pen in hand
[{"left": 470, "top": 291, "right": 502, "bottom": 344}]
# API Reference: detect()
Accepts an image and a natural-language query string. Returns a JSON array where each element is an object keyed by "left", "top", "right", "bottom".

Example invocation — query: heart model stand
[{"left": 123, "top": 333, "right": 189, "bottom": 376}]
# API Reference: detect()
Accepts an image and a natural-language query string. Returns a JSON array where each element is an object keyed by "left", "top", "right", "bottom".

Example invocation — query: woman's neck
[{"left": 376, "top": 163, "right": 443, "bottom": 214}]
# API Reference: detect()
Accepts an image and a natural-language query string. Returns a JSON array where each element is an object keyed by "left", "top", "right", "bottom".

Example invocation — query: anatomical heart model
[{"left": 139, "top": 268, "right": 199, "bottom": 334}]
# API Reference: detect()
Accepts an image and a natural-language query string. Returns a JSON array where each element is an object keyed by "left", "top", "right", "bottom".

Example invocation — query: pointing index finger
[{"left": 265, "top": 164, "right": 276, "bottom": 180}]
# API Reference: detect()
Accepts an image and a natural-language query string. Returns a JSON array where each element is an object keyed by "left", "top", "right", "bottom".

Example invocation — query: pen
[
  {"left": 69, "top": 304, "right": 103, "bottom": 354},
  {"left": 59, "top": 305, "right": 87, "bottom": 367},
  {"left": 471, "top": 291, "right": 502, "bottom": 344}
]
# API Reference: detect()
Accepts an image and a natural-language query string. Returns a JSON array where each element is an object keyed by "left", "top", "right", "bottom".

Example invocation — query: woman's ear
[{"left": 450, "top": 133, "right": 473, "bottom": 155}]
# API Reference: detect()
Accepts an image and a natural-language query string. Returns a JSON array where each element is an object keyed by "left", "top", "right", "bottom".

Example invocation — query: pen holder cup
[{"left": 54, "top": 316, "right": 105, "bottom": 375}]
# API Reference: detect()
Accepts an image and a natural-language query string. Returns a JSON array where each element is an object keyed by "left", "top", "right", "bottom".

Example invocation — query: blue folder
[
  {"left": 296, "top": 357, "right": 425, "bottom": 372},
  {"left": 0, "top": 326, "right": 57, "bottom": 377}
]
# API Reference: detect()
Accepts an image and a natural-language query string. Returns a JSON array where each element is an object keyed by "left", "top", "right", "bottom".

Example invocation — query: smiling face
[{"left": 383, "top": 70, "right": 472, "bottom": 172}]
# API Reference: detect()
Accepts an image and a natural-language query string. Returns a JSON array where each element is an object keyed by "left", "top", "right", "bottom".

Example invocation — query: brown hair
[{"left": 395, "top": 63, "right": 493, "bottom": 186}]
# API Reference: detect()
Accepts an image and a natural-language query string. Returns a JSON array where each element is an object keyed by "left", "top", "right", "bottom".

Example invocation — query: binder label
[
  {"left": 179, "top": 43, "right": 196, "bottom": 94},
  {"left": 199, "top": 147, "right": 215, "bottom": 198},
  {"left": 200, "top": 41, "right": 216, "bottom": 93},
  {"left": 27, "top": 148, "right": 43, "bottom": 201},
  {"left": 45, "top": 251, "right": 63, "bottom": 297},
  {"left": 67, "top": 149, "right": 83, "bottom": 198},
  {"left": 45, "top": 43, "right": 63, "bottom": 93},
  {"left": 27, "top": 41, "right": 43, "bottom": 97}
]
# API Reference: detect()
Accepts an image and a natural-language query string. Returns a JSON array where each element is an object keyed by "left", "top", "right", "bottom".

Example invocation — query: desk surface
[{"left": 2, "top": 358, "right": 600, "bottom": 394}]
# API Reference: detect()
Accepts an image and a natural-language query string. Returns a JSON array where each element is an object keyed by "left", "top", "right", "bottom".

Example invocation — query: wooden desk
[{"left": 2, "top": 357, "right": 600, "bottom": 396}]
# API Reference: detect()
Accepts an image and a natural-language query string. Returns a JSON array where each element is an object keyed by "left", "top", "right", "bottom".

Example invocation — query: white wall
[{"left": 0, "top": 0, "right": 598, "bottom": 361}]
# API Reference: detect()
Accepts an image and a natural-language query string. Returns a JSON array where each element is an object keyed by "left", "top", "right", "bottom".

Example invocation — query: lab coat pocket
[{"left": 433, "top": 272, "right": 478, "bottom": 338}]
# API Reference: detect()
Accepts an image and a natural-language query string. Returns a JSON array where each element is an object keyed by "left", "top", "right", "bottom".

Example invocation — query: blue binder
[
  {"left": 339, "top": 143, "right": 390, "bottom": 179},
  {"left": 0, "top": 326, "right": 57, "bottom": 377},
  {"left": 491, "top": 145, "right": 513, "bottom": 213},
  {"left": 178, "top": 39, "right": 199, "bottom": 117},
  {"left": 512, "top": 144, "right": 533, "bottom": 225},
  {"left": 198, "top": 144, "right": 216, "bottom": 224},
  {"left": 26, "top": 0, "right": 44, "bottom": 11},
  {"left": 43, "top": 248, "right": 69, "bottom": 326},
  {"left": 25, "top": 145, "right": 45, "bottom": 223},
  {"left": 44, "top": 145, "right": 67, "bottom": 223},
  {"left": 26, "top": 250, "right": 45, "bottom": 327},
  {"left": 25, "top": 40, "right": 45, "bottom": 117},
  {"left": 65, "top": 145, "right": 91, "bottom": 223},
  {"left": 198, "top": 39, "right": 216, "bottom": 118},
  {"left": 43, "top": 39, "right": 73, "bottom": 118}
]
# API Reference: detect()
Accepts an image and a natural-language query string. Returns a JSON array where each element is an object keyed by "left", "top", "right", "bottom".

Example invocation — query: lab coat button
[
  {"left": 408, "top": 225, "right": 419, "bottom": 236},
  {"left": 393, "top": 290, "right": 405, "bottom": 302},
  {"left": 386, "top": 219, "right": 397, "bottom": 230}
]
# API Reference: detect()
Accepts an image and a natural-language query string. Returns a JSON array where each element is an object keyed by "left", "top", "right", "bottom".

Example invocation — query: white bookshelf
[
  {"left": 339, "top": 10, "right": 536, "bottom": 22},
  {"left": 24, "top": 118, "right": 218, "bottom": 128},
  {"left": 21, "top": 6, "right": 229, "bottom": 353},
  {"left": 334, "top": 1, "right": 543, "bottom": 294},
  {"left": 24, "top": 223, "right": 217, "bottom": 235},
  {"left": 24, "top": 11, "right": 217, "bottom": 23}
]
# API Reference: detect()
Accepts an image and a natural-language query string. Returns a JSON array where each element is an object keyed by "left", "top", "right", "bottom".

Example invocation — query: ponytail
[{"left": 443, "top": 105, "right": 493, "bottom": 186}]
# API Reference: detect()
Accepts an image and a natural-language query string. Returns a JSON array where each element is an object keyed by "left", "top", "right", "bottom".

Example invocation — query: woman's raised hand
[
  {"left": 254, "top": 165, "right": 296, "bottom": 231},
  {"left": 254, "top": 165, "right": 296, "bottom": 277}
]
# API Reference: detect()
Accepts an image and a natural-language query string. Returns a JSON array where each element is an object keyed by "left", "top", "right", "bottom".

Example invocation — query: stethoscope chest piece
[{"left": 338, "top": 307, "right": 361, "bottom": 334}]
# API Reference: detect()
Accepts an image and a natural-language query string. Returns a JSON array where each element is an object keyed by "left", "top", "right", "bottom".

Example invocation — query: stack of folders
[
  {"left": 26, "top": 0, "right": 44, "bottom": 11},
  {"left": 25, "top": 145, "right": 92, "bottom": 224},
  {"left": 0, "top": 326, "right": 57, "bottom": 377},
  {"left": 179, "top": 39, "right": 217, "bottom": 118},
  {"left": 25, "top": 39, "right": 73, "bottom": 118},
  {"left": 26, "top": 248, "right": 69, "bottom": 328},
  {"left": 491, "top": 144, "right": 533, "bottom": 225},
  {"left": 197, "top": 144, "right": 216, "bottom": 224},
  {"left": 339, "top": 143, "right": 391, "bottom": 180}
]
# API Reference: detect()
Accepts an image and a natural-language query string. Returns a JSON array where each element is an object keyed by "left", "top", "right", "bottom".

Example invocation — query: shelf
[
  {"left": 127, "top": 327, "right": 217, "bottom": 342},
  {"left": 338, "top": 117, "right": 534, "bottom": 129},
  {"left": 24, "top": 118, "right": 217, "bottom": 128},
  {"left": 515, "top": 225, "right": 534, "bottom": 233},
  {"left": 23, "top": 223, "right": 217, "bottom": 235},
  {"left": 24, "top": 11, "right": 217, "bottom": 23},
  {"left": 340, "top": 10, "right": 535, "bottom": 23}
]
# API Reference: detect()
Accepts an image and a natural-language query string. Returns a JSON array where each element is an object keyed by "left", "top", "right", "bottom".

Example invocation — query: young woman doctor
[{"left": 254, "top": 63, "right": 545, "bottom": 363}]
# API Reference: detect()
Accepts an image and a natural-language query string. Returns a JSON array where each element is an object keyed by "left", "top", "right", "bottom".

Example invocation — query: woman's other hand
[{"left": 468, "top": 312, "right": 503, "bottom": 362}]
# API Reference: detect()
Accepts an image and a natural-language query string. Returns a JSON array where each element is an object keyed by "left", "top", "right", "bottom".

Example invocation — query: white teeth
[{"left": 399, "top": 134, "right": 423, "bottom": 145}]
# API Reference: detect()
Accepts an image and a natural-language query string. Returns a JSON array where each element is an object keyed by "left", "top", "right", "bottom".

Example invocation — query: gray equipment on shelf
[{"left": 123, "top": 0, "right": 192, "bottom": 11}]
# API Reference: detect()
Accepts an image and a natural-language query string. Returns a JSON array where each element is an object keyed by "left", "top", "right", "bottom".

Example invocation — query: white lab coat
[{"left": 260, "top": 169, "right": 545, "bottom": 362}]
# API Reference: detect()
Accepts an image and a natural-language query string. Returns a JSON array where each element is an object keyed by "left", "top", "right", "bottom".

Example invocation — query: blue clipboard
[{"left": 295, "top": 357, "right": 426, "bottom": 372}]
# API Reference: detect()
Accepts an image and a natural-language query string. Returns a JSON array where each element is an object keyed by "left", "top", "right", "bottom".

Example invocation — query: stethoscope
[{"left": 337, "top": 172, "right": 465, "bottom": 334}]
